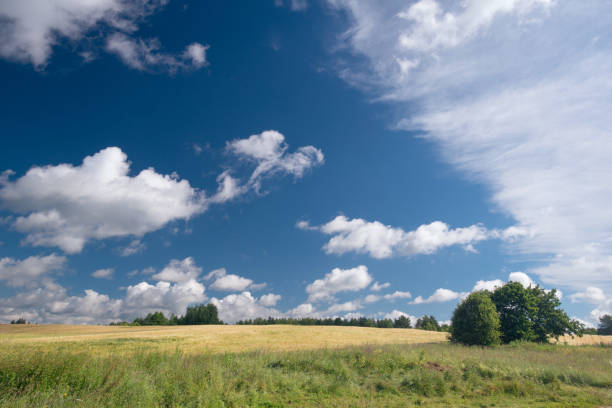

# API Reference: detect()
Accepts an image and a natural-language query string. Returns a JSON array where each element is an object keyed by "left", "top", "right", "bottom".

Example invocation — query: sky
[{"left": 0, "top": 0, "right": 610, "bottom": 326}]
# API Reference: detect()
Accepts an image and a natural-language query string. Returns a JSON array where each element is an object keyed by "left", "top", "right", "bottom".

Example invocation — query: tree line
[
  {"left": 109, "top": 304, "right": 222, "bottom": 326},
  {"left": 235, "top": 315, "right": 448, "bottom": 330}
]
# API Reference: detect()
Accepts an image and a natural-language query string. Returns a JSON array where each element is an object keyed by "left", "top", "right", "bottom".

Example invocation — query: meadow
[{"left": 0, "top": 324, "right": 610, "bottom": 407}]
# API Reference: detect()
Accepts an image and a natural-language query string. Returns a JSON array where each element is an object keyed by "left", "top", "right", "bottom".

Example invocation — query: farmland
[{"left": 0, "top": 325, "right": 610, "bottom": 407}]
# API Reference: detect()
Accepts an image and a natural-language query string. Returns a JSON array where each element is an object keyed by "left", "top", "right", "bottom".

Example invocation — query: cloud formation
[
  {"left": 0, "top": 0, "right": 208, "bottom": 72},
  {"left": 0, "top": 147, "right": 205, "bottom": 253},
  {"left": 204, "top": 267, "right": 266, "bottom": 292},
  {"left": 326, "top": 0, "right": 612, "bottom": 292},
  {"left": 210, "top": 291, "right": 281, "bottom": 323},
  {"left": 301, "top": 216, "right": 519, "bottom": 259},
  {"left": 306, "top": 265, "right": 372, "bottom": 302},
  {"left": 226, "top": 130, "right": 324, "bottom": 194},
  {"left": 0, "top": 254, "right": 65, "bottom": 288}
]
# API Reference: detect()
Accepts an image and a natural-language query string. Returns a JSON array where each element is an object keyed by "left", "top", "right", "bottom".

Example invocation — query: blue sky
[{"left": 0, "top": 0, "right": 610, "bottom": 325}]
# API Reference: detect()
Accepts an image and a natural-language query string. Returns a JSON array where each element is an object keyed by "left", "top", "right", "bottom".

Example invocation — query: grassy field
[{"left": 0, "top": 325, "right": 610, "bottom": 407}]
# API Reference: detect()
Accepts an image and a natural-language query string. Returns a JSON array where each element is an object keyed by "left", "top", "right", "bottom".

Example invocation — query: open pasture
[
  {"left": 0, "top": 324, "right": 449, "bottom": 354},
  {"left": 0, "top": 325, "right": 610, "bottom": 407}
]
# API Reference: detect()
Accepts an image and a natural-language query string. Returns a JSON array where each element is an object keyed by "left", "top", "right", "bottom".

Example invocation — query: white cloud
[
  {"left": 472, "top": 279, "right": 504, "bottom": 292},
  {"left": 259, "top": 293, "right": 282, "bottom": 307},
  {"left": 0, "top": 0, "right": 208, "bottom": 72},
  {"left": 287, "top": 303, "right": 316, "bottom": 318},
  {"left": 227, "top": 130, "right": 324, "bottom": 193},
  {"left": 396, "top": 0, "right": 552, "bottom": 53},
  {"left": 203, "top": 267, "right": 265, "bottom": 292},
  {"left": 152, "top": 257, "right": 201, "bottom": 283},
  {"left": 106, "top": 33, "right": 208, "bottom": 73},
  {"left": 508, "top": 271, "right": 536, "bottom": 288},
  {"left": 370, "top": 281, "right": 390, "bottom": 291},
  {"left": 308, "top": 215, "right": 513, "bottom": 259},
  {"left": 0, "top": 254, "right": 65, "bottom": 288},
  {"left": 0, "top": 280, "right": 122, "bottom": 325},
  {"left": 411, "top": 288, "right": 466, "bottom": 304},
  {"left": 0, "top": 147, "right": 205, "bottom": 253},
  {"left": 326, "top": 0, "right": 612, "bottom": 292},
  {"left": 0, "top": 256, "right": 210, "bottom": 324},
  {"left": 306, "top": 265, "right": 372, "bottom": 302},
  {"left": 383, "top": 291, "right": 412, "bottom": 301},
  {"left": 211, "top": 274, "right": 253, "bottom": 292},
  {"left": 364, "top": 294, "right": 380, "bottom": 303},
  {"left": 210, "top": 291, "right": 280, "bottom": 323},
  {"left": 92, "top": 268, "right": 114, "bottom": 280},
  {"left": 570, "top": 287, "right": 606, "bottom": 304}
]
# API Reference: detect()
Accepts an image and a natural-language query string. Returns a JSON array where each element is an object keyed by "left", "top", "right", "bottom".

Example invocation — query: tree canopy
[
  {"left": 451, "top": 291, "right": 501, "bottom": 346},
  {"left": 598, "top": 314, "right": 612, "bottom": 335}
]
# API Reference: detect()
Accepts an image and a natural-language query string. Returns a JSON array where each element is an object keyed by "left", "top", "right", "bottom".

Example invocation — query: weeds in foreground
[{"left": 0, "top": 342, "right": 610, "bottom": 407}]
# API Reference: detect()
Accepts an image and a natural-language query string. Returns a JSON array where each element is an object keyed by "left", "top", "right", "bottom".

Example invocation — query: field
[{"left": 0, "top": 325, "right": 610, "bottom": 407}]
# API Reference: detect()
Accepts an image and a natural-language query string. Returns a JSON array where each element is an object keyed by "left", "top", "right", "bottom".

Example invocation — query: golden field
[{"left": 0, "top": 324, "right": 450, "bottom": 354}]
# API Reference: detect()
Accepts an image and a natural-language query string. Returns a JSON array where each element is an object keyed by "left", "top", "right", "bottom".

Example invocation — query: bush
[{"left": 451, "top": 291, "right": 501, "bottom": 346}]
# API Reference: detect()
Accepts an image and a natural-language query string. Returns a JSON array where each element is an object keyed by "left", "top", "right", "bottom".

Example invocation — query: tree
[
  {"left": 598, "top": 314, "right": 612, "bottom": 335},
  {"left": 451, "top": 291, "right": 501, "bottom": 346},
  {"left": 415, "top": 315, "right": 440, "bottom": 331},
  {"left": 490, "top": 282, "right": 536, "bottom": 342},
  {"left": 182, "top": 303, "right": 221, "bottom": 325},
  {"left": 490, "top": 282, "right": 583, "bottom": 343},
  {"left": 10, "top": 318, "right": 27, "bottom": 324},
  {"left": 393, "top": 315, "right": 411, "bottom": 329}
]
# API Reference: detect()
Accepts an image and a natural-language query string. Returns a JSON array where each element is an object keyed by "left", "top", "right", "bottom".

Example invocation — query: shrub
[{"left": 451, "top": 291, "right": 501, "bottom": 346}]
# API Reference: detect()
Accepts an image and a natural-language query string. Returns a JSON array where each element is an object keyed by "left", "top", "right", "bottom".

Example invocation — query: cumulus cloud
[
  {"left": 326, "top": 0, "right": 612, "bottom": 292},
  {"left": 411, "top": 288, "right": 466, "bottom": 304},
  {"left": 203, "top": 267, "right": 266, "bottom": 292},
  {"left": 364, "top": 294, "right": 380, "bottom": 303},
  {"left": 92, "top": 268, "right": 114, "bottom": 280},
  {"left": 370, "top": 281, "right": 390, "bottom": 291},
  {"left": 226, "top": 130, "right": 324, "bottom": 194},
  {"left": 508, "top": 272, "right": 536, "bottom": 288},
  {"left": 472, "top": 279, "right": 504, "bottom": 292},
  {"left": 306, "top": 265, "right": 372, "bottom": 302},
  {"left": 0, "top": 147, "right": 205, "bottom": 253},
  {"left": 152, "top": 257, "right": 201, "bottom": 283},
  {"left": 259, "top": 293, "right": 282, "bottom": 307},
  {"left": 210, "top": 291, "right": 280, "bottom": 323},
  {"left": 0, "top": 256, "right": 211, "bottom": 324},
  {"left": 306, "top": 215, "right": 517, "bottom": 259},
  {"left": 0, "top": 0, "right": 208, "bottom": 72},
  {"left": 287, "top": 303, "right": 316, "bottom": 318},
  {"left": 570, "top": 287, "right": 606, "bottom": 304},
  {"left": 0, "top": 254, "right": 65, "bottom": 288}
]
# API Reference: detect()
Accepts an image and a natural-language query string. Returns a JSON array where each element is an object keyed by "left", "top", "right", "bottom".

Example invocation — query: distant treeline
[
  {"left": 236, "top": 315, "right": 450, "bottom": 332},
  {"left": 110, "top": 304, "right": 222, "bottom": 326}
]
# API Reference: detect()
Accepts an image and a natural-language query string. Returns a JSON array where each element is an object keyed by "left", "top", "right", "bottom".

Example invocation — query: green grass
[{"left": 0, "top": 342, "right": 610, "bottom": 407}]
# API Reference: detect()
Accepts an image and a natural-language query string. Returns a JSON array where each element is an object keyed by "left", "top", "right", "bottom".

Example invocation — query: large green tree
[
  {"left": 598, "top": 314, "right": 612, "bottom": 335},
  {"left": 490, "top": 282, "right": 582, "bottom": 343},
  {"left": 451, "top": 291, "right": 501, "bottom": 346}
]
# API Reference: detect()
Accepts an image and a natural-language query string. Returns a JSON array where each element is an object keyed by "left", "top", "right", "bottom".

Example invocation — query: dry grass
[
  {"left": 0, "top": 324, "right": 449, "bottom": 354},
  {"left": 553, "top": 333, "right": 612, "bottom": 346}
]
